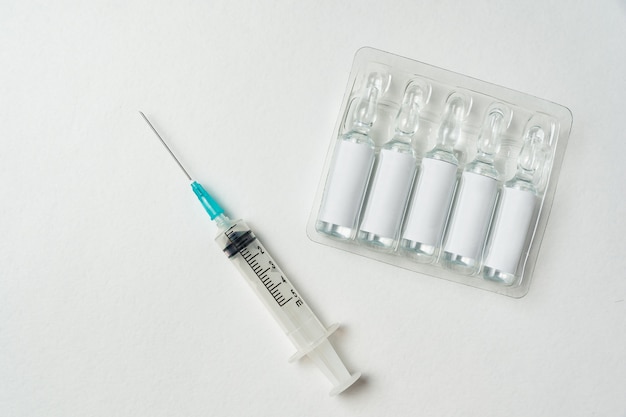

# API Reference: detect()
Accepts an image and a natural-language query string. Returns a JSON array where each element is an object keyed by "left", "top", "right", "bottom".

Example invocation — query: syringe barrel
[
  {"left": 214, "top": 220, "right": 360, "bottom": 395},
  {"left": 215, "top": 220, "right": 327, "bottom": 354}
]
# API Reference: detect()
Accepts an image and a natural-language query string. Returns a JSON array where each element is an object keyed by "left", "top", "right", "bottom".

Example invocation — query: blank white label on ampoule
[
  {"left": 484, "top": 187, "right": 537, "bottom": 275},
  {"left": 318, "top": 140, "right": 375, "bottom": 228},
  {"left": 359, "top": 149, "right": 417, "bottom": 238},
  {"left": 443, "top": 171, "right": 498, "bottom": 259},
  {"left": 401, "top": 158, "right": 458, "bottom": 246}
]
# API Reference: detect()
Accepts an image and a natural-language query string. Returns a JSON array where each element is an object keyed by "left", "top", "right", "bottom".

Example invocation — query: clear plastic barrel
[{"left": 215, "top": 219, "right": 360, "bottom": 395}]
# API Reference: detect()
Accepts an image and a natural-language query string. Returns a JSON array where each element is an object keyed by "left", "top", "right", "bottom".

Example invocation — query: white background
[{"left": 1, "top": 1, "right": 625, "bottom": 416}]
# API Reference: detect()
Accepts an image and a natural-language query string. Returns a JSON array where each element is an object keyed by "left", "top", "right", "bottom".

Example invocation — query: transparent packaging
[{"left": 307, "top": 48, "right": 572, "bottom": 297}]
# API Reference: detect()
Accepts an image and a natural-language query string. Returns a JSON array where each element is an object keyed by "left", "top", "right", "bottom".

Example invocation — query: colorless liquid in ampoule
[
  {"left": 399, "top": 92, "right": 469, "bottom": 263},
  {"left": 357, "top": 80, "right": 431, "bottom": 250},
  {"left": 483, "top": 120, "right": 549, "bottom": 285},
  {"left": 441, "top": 102, "right": 512, "bottom": 275},
  {"left": 316, "top": 72, "right": 389, "bottom": 240}
]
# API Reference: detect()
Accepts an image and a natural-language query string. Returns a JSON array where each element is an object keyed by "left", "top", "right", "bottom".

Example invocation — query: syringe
[{"left": 139, "top": 112, "right": 361, "bottom": 395}]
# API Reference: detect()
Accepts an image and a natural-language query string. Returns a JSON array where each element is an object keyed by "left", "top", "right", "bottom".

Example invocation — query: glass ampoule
[
  {"left": 357, "top": 80, "right": 431, "bottom": 250},
  {"left": 482, "top": 117, "right": 549, "bottom": 285},
  {"left": 316, "top": 72, "right": 390, "bottom": 240},
  {"left": 399, "top": 92, "right": 470, "bottom": 263},
  {"left": 441, "top": 102, "right": 512, "bottom": 275}
]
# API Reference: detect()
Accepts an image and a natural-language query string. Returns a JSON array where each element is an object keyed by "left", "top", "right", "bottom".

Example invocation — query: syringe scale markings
[
  {"left": 240, "top": 245, "right": 293, "bottom": 307},
  {"left": 242, "top": 251, "right": 260, "bottom": 263},
  {"left": 229, "top": 228, "right": 294, "bottom": 307}
]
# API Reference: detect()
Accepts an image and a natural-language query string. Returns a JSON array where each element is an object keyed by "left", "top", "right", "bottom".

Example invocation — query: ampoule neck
[
  {"left": 341, "top": 129, "right": 374, "bottom": 146},
  {"left": 347, "top": 72, "right": 384, "bottom": 137},
  {"left": 350, "top": 122, "right": 370, "bottom": 135},
  {"left": 465, "top": 103, "right": 510, "bottom": 179},
  {"left": 383, "top": 133, "right": 415, "bottom": 155},
  {"left": 465, "top": 157, "right": 499, "bottom": 179},
  {"left": 506, "top": 170, "right": 537, "bottom": 193},
  {"left": 426, "top": 144, "right": 458, "bottom": 166},
  {"left": 474, "top": 150, "right": 496, "bottom": 165},
  {"left": 465, "top": 131, "right": 501, "bottom": 179}
]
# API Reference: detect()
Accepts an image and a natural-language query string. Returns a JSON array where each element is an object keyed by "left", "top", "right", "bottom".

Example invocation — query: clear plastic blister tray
[{"left": 307, "top": 47, "right": 572, "bottom": 297}]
